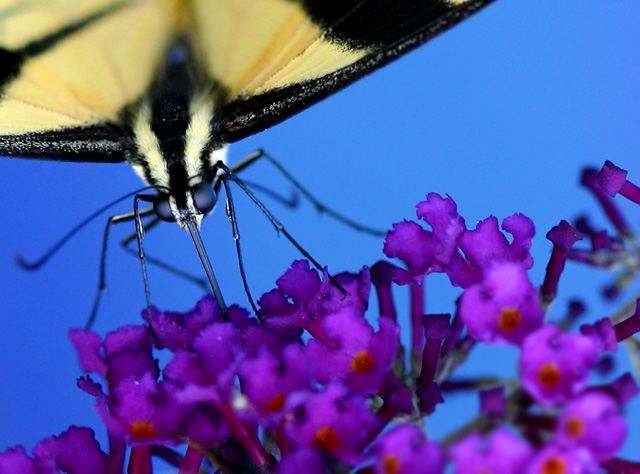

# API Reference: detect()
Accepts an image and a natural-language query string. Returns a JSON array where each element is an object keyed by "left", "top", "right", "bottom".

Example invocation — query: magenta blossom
[
  {"left": 450, "top": 428, "right": 532, "bottom": 474},
  {"left": 459, "top": 261, "right": 544, "bottom": 345},
  {"left": 519, "top": 324, "right": 599, "bottom": 407},
  {"left": 555, "top": 391, "right": 627, "bottom": 460},
  {"left": 370, "top": 424, "right": 445, "bottom": 474}
]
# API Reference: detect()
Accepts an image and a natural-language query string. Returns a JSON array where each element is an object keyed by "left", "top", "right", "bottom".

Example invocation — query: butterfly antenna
[
  {"left": 185, "top": 218, "right": 230, "bottom": 321},
  {"left": 16, "top": 187, "right": 153, "bottom": 270}
]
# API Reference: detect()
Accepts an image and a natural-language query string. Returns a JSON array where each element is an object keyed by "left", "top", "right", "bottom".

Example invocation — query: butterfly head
[
  {"left": 129, "top": 94, "right": 229, "bottom": 229},
  {"left": 153, "top": 181, "right": 217, "bottom": 228}
]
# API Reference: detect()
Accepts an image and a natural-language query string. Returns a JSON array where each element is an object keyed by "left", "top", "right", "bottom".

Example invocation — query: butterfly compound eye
[
  {"left": 154, "top": 194, "right": 175, "bottom": 222},
  {"left": 192, "top": 185, "right": 217, "bottom": 214}
]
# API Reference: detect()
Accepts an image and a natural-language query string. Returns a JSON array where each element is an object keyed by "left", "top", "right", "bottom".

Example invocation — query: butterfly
[{"left": 0, "top": 0, "right": 498, "bottom": 318}]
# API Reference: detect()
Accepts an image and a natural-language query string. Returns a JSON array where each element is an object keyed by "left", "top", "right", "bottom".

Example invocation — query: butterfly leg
[
  {"left": 219, "top": 175, "right": 260, "bottom": 318},
  {"left": 87, "top": 198, "right": 155, "bottom": 328},
  {"left": 233, "top": 149, "right": 386, "bottom": 237},
  {"left": 119, "top": 217, "right": 210, "bottom": 290},
  {"left": 132, "top": 193, "right": 158, "bottom": 326},
  {"left": 216, "top": 161, "right": 347, "bottom": 296}
]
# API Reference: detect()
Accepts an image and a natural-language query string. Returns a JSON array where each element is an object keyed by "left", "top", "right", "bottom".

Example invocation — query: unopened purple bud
[
  {"left": 479, "top": 386, "right": 506, "bottom": 417},
  {"left": 541, "top": 221, "right": 582, "bottom": 305},
  {"left": 597, "top": 160, "right": 640, "bottom": 206},
  {"left": 608, "top": 373, "right": 639, "bottom": 405},
  {"left": 582, "top": 168, "right": 632, "bottom": 236},
  {"left": 580, "top": 317, "right": 617, "bottom": 352},
  {"left": 613, "top": 299, "right": 640, "bottom": 341}
]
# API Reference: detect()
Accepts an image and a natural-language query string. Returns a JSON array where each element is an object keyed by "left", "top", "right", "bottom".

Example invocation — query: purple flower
[
  {"left": 45, "top": 426, "right": 109, "bottom": 474},
  {"left": 383, "top": 193, "right": 466, "bottom": 285},
  {"left": 519, "top": 324, "right": 599, "bottom": 406},
  {"left": 72, "top": 325, "right": 202, "bottom": 447},
  {"left": 459, "top": 261, "right": 544, "bottom": 345},
  {"left": 69, "top": 325, "right": 155, "bottom": 383},
  {"left": 258, "top": 261, "right": 370, "bottom": 339},
  {"left": 307, "top": 307, "right": 399, "bottom": 393},
  {"left": 0, "top": 427, "right": 108, "bottom": 474},
  {"left": 555, "top": 391, "right": 627, "bottom": 460},
  {"left": 525, "top": 442, "right": 600, "bottom": 474},
  {"left": 450, "top": 428, "right": 532, "bottom": 474},
  {"left": 190, "top": 321, "right": 244, "bottom": 390},
  {"left": 0, "top": 446, "right": 37, "bottom": 474},
  {"left": 259, "top": 260, "right": 328, "bottom": 329},
  {"left": 89, "top": 372, "right": 192, "bottom": 446},
  {"left": 415, "top": 314, "right": 451, "bottom": 414},
  {"left": 146, "top": 295, "right": 221, "bottom": 350},
  {"left": 238, "top": 344, "right": 311, "bottom": 425},
  {"left": 274, "top": 449, "right": 329, "bottom": 474},
  {"left": 461, "top": 214, "right": 535, "bottom": 268},
  {"left": 283, "top": 382, "right": 381, "bottom": 466},
  {"left": 162, "top": 317, "right": 246, "bottom": 397},
  {"left": 444, "top": 213, "right": 535, "bottom": 289},
  {"left": 370, "top": 424, "right": 445, "bottom": 474}
]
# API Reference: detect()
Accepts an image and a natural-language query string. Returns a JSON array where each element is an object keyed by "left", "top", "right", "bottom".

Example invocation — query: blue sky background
[{"left": 1, "top": 0, "right": 639, "bottom": 465}]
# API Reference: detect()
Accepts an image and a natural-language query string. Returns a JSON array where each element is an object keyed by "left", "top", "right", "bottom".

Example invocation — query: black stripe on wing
[
  {"left": 217, "top": 0, "right": 496, "bottom": 143},
  {"left": 0, "top": 124, "right": 128, "bottom": 163},
  {"left": 0, "top": 1, "right": 129, "bottom": 90},
  {"left": 298, "top": 0, "right": 487, "bottom": 51}
]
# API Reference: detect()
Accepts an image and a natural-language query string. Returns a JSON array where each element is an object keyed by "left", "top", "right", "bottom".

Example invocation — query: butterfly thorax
[{"left": 126, "top": 38, "right": 227, "bottom": 228}]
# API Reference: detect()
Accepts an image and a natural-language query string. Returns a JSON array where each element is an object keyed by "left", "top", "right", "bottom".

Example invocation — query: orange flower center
[
  {"left": 565, "top": 416, "right": 584, "bottom": 439},
  {"left": 382, "top": 455, "right": 400, "bottom": 474},
  {"left": 499, "top": 308, "right": 521, "bottom": 331},
  {"left": 130, "top": 420, "right": 157, "bottom": 439},
  {"left": 265, "top": 393, "right": 285, "bottom": 412},
  {"left": 314, "top": 426, "right": 340, "bottom": 453},
  {"left": 538, "top": 363, "right": 561, "bottom": 387},
  {"left": 541, "top": 456, "right": 566, "bottom": 474},
  {"left": 351, "top": 351, "right": 374, "bottom": 373}
]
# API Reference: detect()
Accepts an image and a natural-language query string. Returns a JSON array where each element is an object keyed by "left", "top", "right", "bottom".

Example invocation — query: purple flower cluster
[{"left": 2, "top": 161, "right": 640, "bottom": 474}]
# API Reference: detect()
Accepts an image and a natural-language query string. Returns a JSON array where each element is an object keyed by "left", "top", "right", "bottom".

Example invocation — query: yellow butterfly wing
[
  {"left": 0, "top": 0, "right": 497, "bottom": 159},
  {"left": 187, "top": 0, "right": 497, "bottom": 142},
  {"left": 0, "top": 0, "right": 173, "bottom": 136}
]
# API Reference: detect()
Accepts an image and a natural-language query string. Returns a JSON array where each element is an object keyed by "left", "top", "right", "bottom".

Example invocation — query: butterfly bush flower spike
[{"left": 4, "top": 161, "right": 640, "bottom": 473}]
